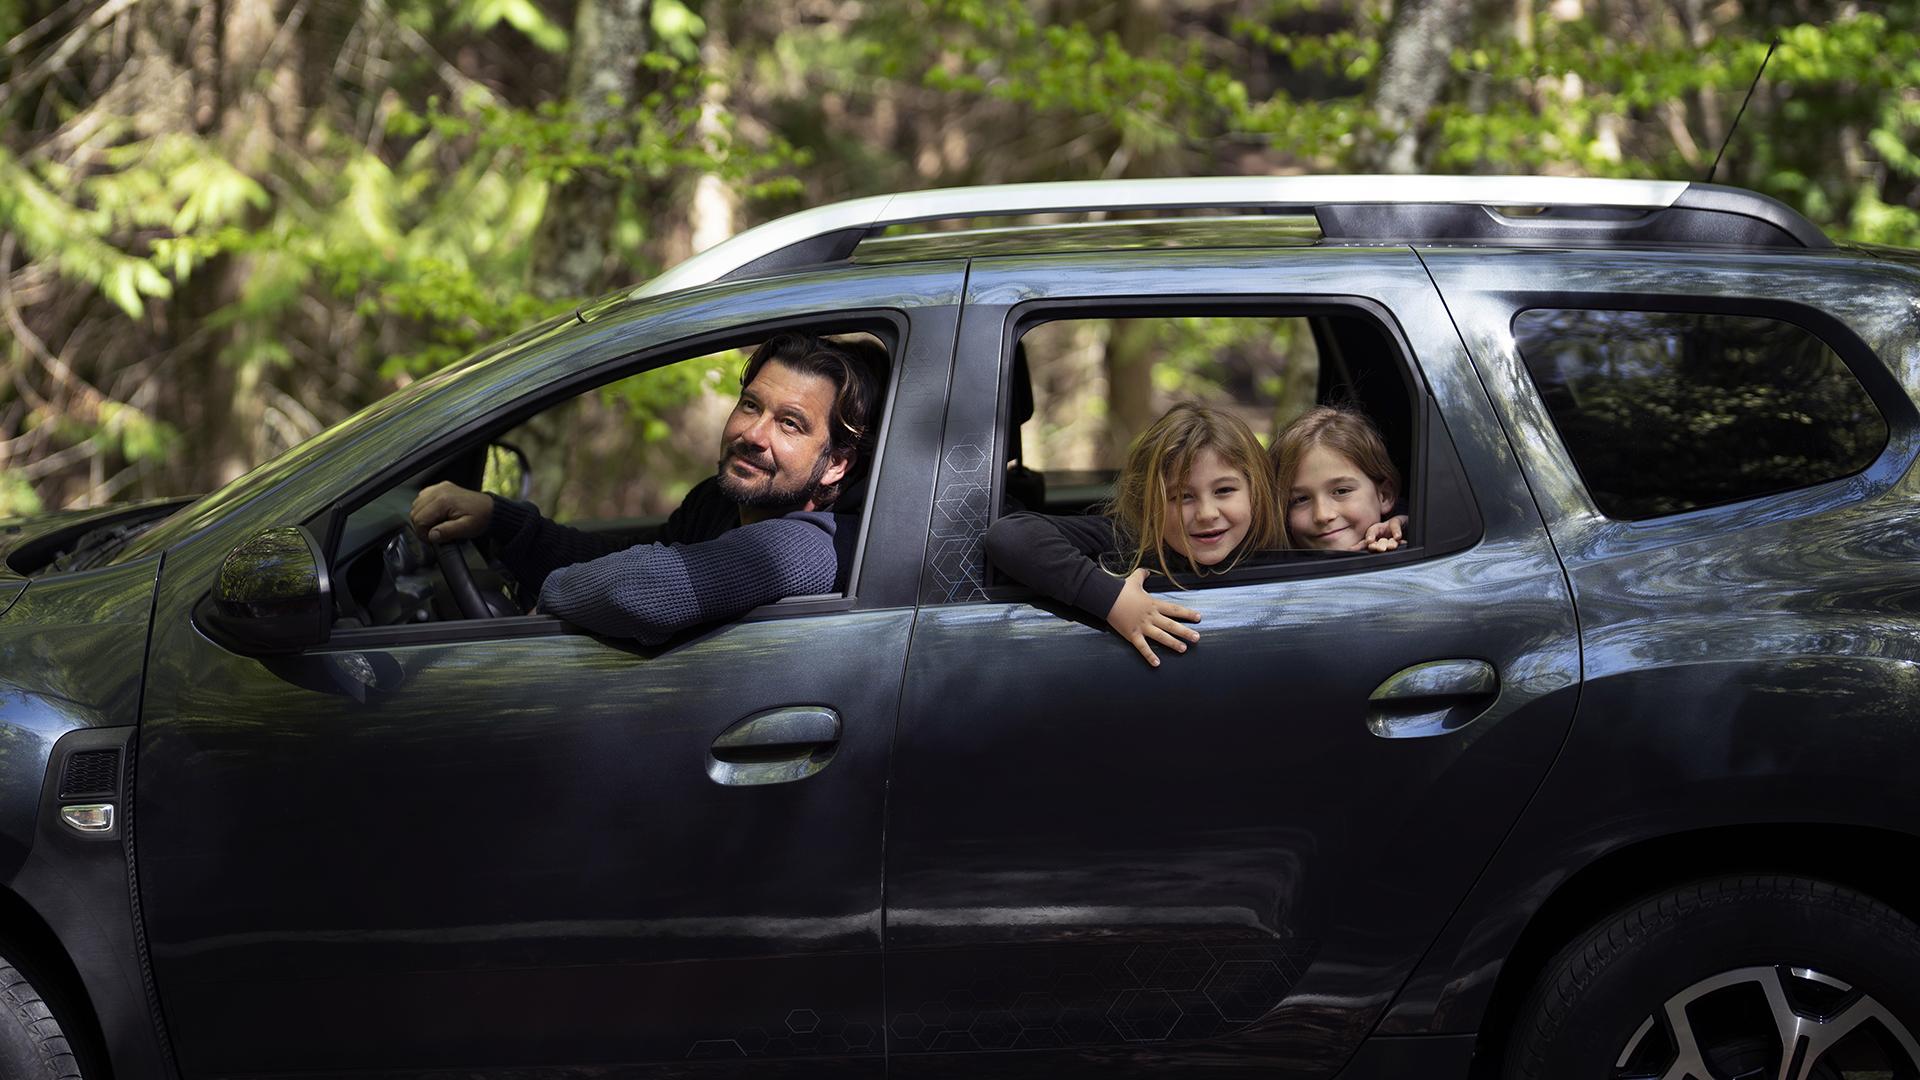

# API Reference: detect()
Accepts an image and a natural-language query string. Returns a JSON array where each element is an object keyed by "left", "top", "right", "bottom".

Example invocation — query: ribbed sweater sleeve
[
  {"left": 535, "top": 512, "right": 839, "bottom": 644},
  {"left": 983, "top": 512, "right": 1128, "bottom": 619},
  {"left": 486, "top": 496, "right": 624, "bottom": 594}
]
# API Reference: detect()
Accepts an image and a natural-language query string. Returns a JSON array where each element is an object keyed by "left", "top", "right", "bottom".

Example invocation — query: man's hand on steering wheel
[
  {"left": 410, "top": 481, "right": 493, "bottom": 543},
  {"left": 409, "top": 481, "right": 519, "bottom": 619}
]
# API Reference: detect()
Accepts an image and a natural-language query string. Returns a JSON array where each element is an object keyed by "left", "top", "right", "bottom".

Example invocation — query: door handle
[
  {"left": 707, "top": 706, "right": 842, "bottom": 786},
  {"left": 1366, "top": 659, "right": 1499, "bottom": 739}
]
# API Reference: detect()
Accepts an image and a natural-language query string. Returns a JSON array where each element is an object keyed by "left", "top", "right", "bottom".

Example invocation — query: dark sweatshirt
[
  {"left": 983, "top": 512, "right": 1131, "bottom": 618},
  {"left": 487, "top": 478, "right": 854, "bottom": 644}
]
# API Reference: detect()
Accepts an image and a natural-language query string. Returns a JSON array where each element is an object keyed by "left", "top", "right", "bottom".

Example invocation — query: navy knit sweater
[{"left": 487, "top": 478, "right": 853, "bottom": 644}]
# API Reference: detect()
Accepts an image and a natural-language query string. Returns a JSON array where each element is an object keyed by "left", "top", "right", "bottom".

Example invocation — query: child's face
[
  {"left": 1159, "top": 448, "right": 1253, "bottom": 567},
  {"left": 1286, "top": 445, "right": 1395, "bottom": 550}
]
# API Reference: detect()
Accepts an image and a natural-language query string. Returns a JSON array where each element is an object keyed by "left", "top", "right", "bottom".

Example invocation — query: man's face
[{"left": 716, "top": 360, "right": 851, "bottom": 512}]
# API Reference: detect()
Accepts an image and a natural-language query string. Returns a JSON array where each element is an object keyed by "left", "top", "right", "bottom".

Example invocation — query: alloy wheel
[{"left": 1613, "top": 965, "right": 1920, "bottom": 1080}]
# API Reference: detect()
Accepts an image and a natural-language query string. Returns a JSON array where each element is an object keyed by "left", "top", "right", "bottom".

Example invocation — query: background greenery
[{"left": 0, "top": 0, "right": 1914, "bottom": 517}]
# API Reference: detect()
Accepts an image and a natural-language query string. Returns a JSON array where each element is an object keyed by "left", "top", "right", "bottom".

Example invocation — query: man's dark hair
[{"left": 739, "top": 332, "right": 886, "bottom": 508}]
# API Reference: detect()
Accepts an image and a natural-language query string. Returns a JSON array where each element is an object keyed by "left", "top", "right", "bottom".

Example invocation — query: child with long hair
[
  {"left": 1269, "top": 405, "right": 1406, "bottom": 551},
  {"left": 984, "top": 402, "right": 1284, "bottom": 667}
]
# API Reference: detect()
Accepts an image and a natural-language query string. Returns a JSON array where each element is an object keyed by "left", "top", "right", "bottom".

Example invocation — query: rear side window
[{"left": 1513, "top": 309, "right": 1888, "bottom": 520}]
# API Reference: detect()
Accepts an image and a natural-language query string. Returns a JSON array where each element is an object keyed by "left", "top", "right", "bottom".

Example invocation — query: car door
[
  {"left": 131, "top": 266, "right": 962, "bottom": 1078},
  {"left": 884, "top": 249, "right": 1580, "bottom": 1077}
]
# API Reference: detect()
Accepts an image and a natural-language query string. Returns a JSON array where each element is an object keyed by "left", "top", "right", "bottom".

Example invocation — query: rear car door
[
  {"left": 1375, "top": 248, "right": 1920, "bottom": 1037},
  {"left": 884, "top": 249, "right": 1579, "bottom": 1077},
  {"left": 131, "top": 266, "right": 962, "bottom": 1077}
]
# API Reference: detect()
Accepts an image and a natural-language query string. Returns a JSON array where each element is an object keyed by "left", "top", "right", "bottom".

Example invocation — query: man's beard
[{"left": 716, "top": 440, "right": 835, "bottom": 512}]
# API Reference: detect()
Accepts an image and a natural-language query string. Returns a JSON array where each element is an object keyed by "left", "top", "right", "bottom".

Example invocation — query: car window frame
[{"left": 307, "top": 309, "right": 911, "bottom": 651}]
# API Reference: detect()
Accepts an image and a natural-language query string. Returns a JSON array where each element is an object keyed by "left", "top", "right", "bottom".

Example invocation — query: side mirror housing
[{"left": 203, "top": 526, "right": 332, "bottom": 653}]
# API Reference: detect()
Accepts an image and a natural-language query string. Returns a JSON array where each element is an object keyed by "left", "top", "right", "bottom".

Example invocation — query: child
[
  {"left": 984, "top": 402, "right": 1284, "bottom": 667},
  {"left": 1269, "top": 405, "right": 1405, "bottom": 552}
]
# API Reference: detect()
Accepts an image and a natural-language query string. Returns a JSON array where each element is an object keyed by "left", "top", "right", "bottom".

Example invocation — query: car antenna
[{"left": 1706, "top": 37, "right": 1779, "bottom": 185}]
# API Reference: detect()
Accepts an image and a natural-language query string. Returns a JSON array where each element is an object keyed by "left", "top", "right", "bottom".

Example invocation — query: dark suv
[{"left": 4, "top": 176, "right": 1919, "bottom": 1080}]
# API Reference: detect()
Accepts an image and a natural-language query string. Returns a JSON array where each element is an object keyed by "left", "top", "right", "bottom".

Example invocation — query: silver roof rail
[{"left": 626, "top": 175, "right": 1824, "bottom": 301}]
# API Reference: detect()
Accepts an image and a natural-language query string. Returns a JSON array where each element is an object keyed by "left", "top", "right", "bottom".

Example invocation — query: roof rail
[{"left": 625, "top": 176, "right": 1827, "bottom": 301}]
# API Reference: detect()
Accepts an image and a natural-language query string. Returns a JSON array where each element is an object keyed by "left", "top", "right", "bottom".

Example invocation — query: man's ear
[{"left": 820, "top": 448, "right": 854, "bottom": 489}]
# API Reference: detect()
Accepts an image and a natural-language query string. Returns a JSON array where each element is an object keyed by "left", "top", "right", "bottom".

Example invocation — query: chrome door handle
[
  {"left": 707, "top": 706, "right": 842, "bottom": 786},
  {"left": 1366, "top": 659, "right": 1500, "bottom": 739}
]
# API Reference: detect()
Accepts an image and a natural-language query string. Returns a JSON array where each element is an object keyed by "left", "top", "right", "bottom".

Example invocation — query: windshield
[{"left": 113, "top": 313, "right": 578, "bottom": 563}]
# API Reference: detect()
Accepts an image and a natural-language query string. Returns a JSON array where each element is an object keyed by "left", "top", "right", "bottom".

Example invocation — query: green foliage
[
  {"left": 596, "top": 351, "right": 744, "bottom": 432},
  {"left": 96, "top": 402, "right": 179, "bottom": 463},
  {"left": 0, "top": 150, "right": 172, "bottom": 318},
  {"left": 916, "top": 0, "right": 1254, "bottom": 157},
  {"left": 0, "top": 471, "right": 43, "bottom": 519},
  {"left": 451, "top": 0, "right": 570, "bottom": 52},
  {"left": 652, "top": 0, "right": 707, "bottom": 60},
  {"left": 3, "top": 0, "right": 1918, "bottom": 515}
]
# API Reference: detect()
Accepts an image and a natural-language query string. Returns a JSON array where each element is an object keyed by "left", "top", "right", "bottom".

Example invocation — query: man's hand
[
  {"left": 410, "top": 481, "right": 494, "bottom": 544},
  {"left": 1105, "top": 568, "right": 1202, "bottom": 668},
  {"left": 1361, "top": 514, "right": 1410, "bottom": 552}
]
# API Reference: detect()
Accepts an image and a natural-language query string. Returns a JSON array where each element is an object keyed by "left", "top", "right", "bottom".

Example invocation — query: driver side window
[
  {"left": 489, "top": 349, "right": 749, "bottom": 530},
  {"left": 328, "top": 330, "right": 890, "bottom": 636}
]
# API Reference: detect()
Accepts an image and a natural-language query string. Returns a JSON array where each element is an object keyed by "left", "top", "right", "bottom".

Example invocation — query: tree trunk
[
  {"left": 687, "top": 23, "right": 738, "bottom": 257},
  {"left": 1361, "top": 0, "right": 1475, "bottom": 174},
  {"left": 1105, "top": 320, "right": 1157, "bottom": 463},
  {"left": 134, "top": 0, "right": 292, "bottom": 489},
  {"left": 530, "top": 0, "right": 653, "bottom": 302},
  {"left": 1273, "top": 323, "right": 1319, "bottom": 433}
]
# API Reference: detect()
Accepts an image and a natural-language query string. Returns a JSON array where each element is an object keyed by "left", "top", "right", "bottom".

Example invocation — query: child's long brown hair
[
  {"left": 1268, "top": 405, "right": 1401, "bottom": 545},
  {"left": 1108, "top": 403, "right": 1283, "bottom": 578}
]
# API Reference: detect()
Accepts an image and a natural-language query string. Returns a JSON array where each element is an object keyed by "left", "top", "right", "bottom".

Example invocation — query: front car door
[
  {"left": 131, "top": 263, "right": 963, "bottom": 1077},
  {"left": 885, "top": 248, "right": 1579, "bottom": 1077}
]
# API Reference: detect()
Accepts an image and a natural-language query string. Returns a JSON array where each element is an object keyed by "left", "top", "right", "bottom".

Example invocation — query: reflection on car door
[
  {"left": 130, "top": 300, "right": 959, "bottom": 1078},
  {"left": 884, "top": 252, "right": 1581, "bottom": 1077}
]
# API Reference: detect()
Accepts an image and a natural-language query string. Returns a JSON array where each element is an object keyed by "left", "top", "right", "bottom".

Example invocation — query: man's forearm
[
  {"left": 537, "top": 514, "right": 838, "bottom": 644},
  {"left": 488, "top": 496, "right": 623, "bottom": 593}
]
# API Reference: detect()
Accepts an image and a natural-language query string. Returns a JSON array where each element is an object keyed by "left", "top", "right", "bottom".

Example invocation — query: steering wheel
[{"left": 431, "top": 539, "right": 519, "bottom": 619}]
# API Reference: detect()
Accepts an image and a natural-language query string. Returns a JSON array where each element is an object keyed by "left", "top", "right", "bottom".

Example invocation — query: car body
[{"left": 3, "top": 175, "right": 1920, "bottom": 1079}]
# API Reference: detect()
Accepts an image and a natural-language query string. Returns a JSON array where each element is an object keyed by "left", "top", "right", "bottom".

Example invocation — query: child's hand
[
  {"left": 1362, "top": 515, "right": 1409, "bottom": 552},
  {"left": 1105, "top": 568, "right": 1201, "bottom": 668}
]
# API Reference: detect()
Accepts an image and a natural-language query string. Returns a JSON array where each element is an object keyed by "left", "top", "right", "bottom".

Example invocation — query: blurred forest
[{"left": 0, "top": 0, "right": 1915, "bottom": 517}]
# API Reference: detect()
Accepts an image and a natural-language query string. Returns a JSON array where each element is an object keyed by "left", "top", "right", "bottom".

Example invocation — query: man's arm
[
  {"left": 537, "top": 512, "right": 839, "bottom": 644},
  {"left": 410, "top": 481, "right": 625, "bottom": 596},
  {"left": 487, "top": 496, "right": 624, "bottom": 594}
]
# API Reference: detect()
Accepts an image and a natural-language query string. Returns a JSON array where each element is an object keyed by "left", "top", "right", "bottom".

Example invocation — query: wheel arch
[
  {"left": 0, "top": 881, "right": 113, "bottom": 1079},
  {"left": 1465, "top": 821, "right": 1920, "bottom": 1078}
]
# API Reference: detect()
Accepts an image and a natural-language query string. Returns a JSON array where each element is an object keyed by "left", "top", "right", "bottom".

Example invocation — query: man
[{"left": 409, "top": 332, "right": 884, "bottom": 643}]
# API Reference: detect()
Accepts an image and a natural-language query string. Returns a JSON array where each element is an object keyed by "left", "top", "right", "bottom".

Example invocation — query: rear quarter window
[{"left": 1512, "top": 308, "right": 1889, "bottom": 520}]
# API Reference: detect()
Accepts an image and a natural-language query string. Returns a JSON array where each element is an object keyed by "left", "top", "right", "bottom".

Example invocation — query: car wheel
[
  {"left": 1506, "top": 874, "right": 1920, "bottom": 1080},
  {"left": 0, "top": 956, "right": 82, "bottom": 1080}
]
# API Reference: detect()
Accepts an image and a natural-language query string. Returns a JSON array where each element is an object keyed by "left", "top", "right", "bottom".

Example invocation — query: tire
[
  {"left": 0, "top": 957, "right": 81, "bottom": 1080},
  {"left": 1506, "top": 874, "right": 1920, "bottom": 1080}
]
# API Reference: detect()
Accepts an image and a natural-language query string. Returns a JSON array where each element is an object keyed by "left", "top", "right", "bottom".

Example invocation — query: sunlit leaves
[
  {"left": 0, "top": 471, "right": 43, "bottom": 519},
  {"left": 450, "top": 0, "right": 569, "bottom": 52},
  {"left": 96, "top": 401, "right": 178, "bottom": 463},
  {"left": 0, "top": 149, "right": 173, "bottom": 318},
  {"left": 652, "top": 0, "right": 706, "bottom": 60},
  {"left": 168, "top": 153, "right": 270, "bottom": 233}
]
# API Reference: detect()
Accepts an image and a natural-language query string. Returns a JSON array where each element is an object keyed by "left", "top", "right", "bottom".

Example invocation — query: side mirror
[
  {"left": 482, "top": 441, "right": 532, "bottom": 502},
  {"left": 203, "top": 526, "right": 332, "bottom": 653}
]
